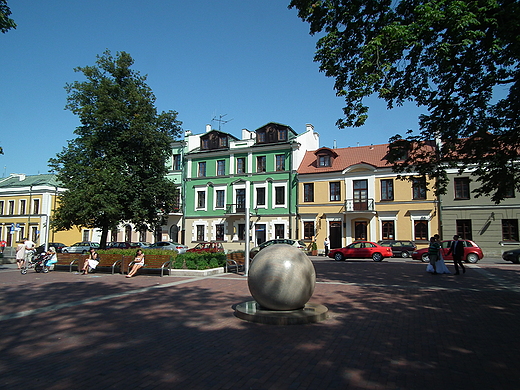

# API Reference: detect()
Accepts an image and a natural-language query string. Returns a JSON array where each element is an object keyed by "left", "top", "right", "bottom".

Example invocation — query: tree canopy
[
  {"left": 49, "top": 50, "right": 182, "bottom": 247},
  {"left": 289, "top": 0, "right": 520, "bottom": 203},
  {"left": 0, "top": 0, "right": 16, "bottom": 34}
]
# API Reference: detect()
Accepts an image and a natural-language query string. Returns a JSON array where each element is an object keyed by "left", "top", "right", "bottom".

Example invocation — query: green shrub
[
  {"left": 185, "top": 260, "right": 197, "bottom": 270},
  {"left": 176, "top": 252, "right": 226, "bottom": 269}
]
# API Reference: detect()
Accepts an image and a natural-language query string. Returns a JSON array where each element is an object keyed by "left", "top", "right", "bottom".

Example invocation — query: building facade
[
  {"left": 183, "top": 122, "right": 319, "bottom": 251},
  {"left": 297, "top": 144, "right": 439, "bottom": 253}
]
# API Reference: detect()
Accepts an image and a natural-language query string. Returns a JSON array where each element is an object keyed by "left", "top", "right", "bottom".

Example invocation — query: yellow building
[
  {"left": 297, "top": 145, "right": 438, "bottom": 253},
  {"left": 0, "top": 174, "right": 82, "bottom": 249}
]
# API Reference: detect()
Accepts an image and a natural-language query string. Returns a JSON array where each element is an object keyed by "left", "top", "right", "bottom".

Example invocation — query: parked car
[
  {"left": 377, "top": 240, "right": 417, "bottom": 258},
  {"left": 502, "top": 248, "right": 520, "bottom": 263},
  {"left": 147, "top": 241, "right": 188, "bottom": 254},
  {"left": 250, "top": 239, "right": 307, "bottom": 259},
  {"left": 107, "top": 242, "right": 133, "bottom": 249},
  {"left": 328, "top": 241, "right": 393, "bottom": 262},
  {"left": 412, "top": 239, "right": 483, "bottom": 263},
  {"left": 131, "top": 242, "right": 151, "bottom": 249},
  {"left": 62, "top": 241, "right": 100, "bottom": 254},
  {"left": 187, "top": 242, "right": 225, "bottom": 253},
  {"left": 36, "top": 242, "right": 67, "bottom": 254}
]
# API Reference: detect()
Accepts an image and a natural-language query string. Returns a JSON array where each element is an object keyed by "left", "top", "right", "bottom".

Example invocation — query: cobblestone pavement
[{"left": 0, "top": 258, "right": 519, "bottom": 390}]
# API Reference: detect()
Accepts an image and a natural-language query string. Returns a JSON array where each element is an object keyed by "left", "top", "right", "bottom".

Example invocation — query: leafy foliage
[
  {"left": 0, "top": 0, "right": 16, "bottom": 34},
  {"left": 290, "top": 0, "right": 520, "bottom": 202},
  {"left": 49, "top": 50, "right": 182, "bottom": 245}
]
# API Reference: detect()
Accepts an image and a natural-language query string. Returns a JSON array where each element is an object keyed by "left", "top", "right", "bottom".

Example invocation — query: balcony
[
  {"left": 344, "top": 199, "right": 375, "bottom": 212},
  {"left": 225, "top": 204, "right": 246, "bottom": 215}
]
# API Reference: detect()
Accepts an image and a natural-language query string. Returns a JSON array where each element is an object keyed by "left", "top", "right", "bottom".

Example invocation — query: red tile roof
[{"left": 298, "top": 144, "right": 392, "bottom": 174}]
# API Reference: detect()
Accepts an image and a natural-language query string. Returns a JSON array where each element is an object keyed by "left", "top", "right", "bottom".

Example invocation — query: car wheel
[
  {"left": 401, "top": 251, "right": 410, "bottom": 258},
  {"left": 466, "top": 253, "right": 479, "bottom": 264},
  {"left": 82, "top": 250, "right": 87, "bottom": 254},
  {"left": 334, "top": 252, "right": 344, "bottom": 261},
  {"left": 62, "top": 250, "right": 68, "bottom": 253},
  {"left": 514, "top": 255, "right": 520, "bottom": 264},
  {"left": 421, "top": 253, "right": 430, "bottom": 263},
  {"left": 372, "top": 252, "right": 383, "bottom": 262}
]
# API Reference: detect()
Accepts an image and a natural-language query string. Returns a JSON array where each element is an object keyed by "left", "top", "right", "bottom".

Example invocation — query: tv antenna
[{"left": 212, "top": 114, "right": 233, "bottom": 131}]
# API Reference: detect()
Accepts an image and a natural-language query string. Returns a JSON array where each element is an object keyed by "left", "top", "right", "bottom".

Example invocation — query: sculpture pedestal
[{"left": 235, "top": 301, "right": 328, "bottom": 325}]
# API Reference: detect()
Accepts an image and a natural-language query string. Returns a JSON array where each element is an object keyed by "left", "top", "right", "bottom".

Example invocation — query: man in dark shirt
[{"left": 447, "top": 235, "right": 465, "bottom": 275}]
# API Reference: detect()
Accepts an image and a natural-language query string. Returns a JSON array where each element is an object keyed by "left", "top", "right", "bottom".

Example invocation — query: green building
[{"left": 183, "top": 122, "right": 319, "bottom": 252}]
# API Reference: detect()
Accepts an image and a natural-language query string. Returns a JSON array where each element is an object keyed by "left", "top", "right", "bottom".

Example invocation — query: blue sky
[{"left": 1, "top": 0, "right": 425, "bottom": 176}]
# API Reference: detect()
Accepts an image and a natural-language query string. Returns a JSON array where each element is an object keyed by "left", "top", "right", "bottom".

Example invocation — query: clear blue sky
[{"left": 1, "top": 0, "right": 425, "bottom": 176}]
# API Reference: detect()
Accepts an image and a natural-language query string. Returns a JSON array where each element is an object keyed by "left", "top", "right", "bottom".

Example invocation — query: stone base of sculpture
[{"left": 235, "top": 300, "right": 328, "bottom": 325}]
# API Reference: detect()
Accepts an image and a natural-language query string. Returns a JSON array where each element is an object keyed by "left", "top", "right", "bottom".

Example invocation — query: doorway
[
  {"left": 329, "top": 221, "right": 342, "bottom": 249},
  {"left": 354, "top": 221, "right": 368, "bottom": 241}
]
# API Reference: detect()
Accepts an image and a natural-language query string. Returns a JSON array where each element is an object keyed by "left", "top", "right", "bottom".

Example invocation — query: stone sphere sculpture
[{"left": 248, "top": 244, "right": 316, "bottom": 311}]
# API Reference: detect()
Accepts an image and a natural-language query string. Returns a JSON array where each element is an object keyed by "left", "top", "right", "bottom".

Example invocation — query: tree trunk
[{"left": 99, "top": 225, "right": 109, "bottom": 249}]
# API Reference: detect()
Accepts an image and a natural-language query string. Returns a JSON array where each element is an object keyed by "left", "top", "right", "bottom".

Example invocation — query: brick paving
[{"left": 0, "top": 258, "right": 519, "bottom": 390}]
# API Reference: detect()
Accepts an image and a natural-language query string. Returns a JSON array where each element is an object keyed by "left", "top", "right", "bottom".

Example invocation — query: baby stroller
[{"left": 20, "top": 252, "right": 49, "bottom": 275}]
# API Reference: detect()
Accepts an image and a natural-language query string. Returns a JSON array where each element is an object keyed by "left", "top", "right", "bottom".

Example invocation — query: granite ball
[{"left": 248, "top": 244, "right": 316, "bottom": 310}]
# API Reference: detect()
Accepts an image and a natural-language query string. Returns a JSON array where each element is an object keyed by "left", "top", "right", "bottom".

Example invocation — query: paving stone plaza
[{"left": 1, "top": 258, "right": 519, "bottom": 390}]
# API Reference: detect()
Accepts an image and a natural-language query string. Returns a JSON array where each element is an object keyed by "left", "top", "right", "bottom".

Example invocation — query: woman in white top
[
  {"left": 16, "top": 240, "right": 26, "bottom": 269},
  {"left": 126, "top": 249, "right": 145, "bottom": 278}
]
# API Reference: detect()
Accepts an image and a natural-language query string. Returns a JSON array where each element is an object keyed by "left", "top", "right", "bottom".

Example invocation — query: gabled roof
[{"left": 298, "top": 144, "right": 392, "bottom": 174}]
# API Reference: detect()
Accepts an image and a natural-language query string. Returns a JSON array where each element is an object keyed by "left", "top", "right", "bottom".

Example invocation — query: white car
[
  {"left": 62, "top": 241, "right": 100, "bottom": 254},
  {"left": 147, "top": 241, "right": 188, "bottom": 254}
]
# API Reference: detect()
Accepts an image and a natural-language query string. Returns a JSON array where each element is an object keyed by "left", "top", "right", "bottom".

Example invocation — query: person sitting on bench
[{"left": 126, "top": 249, "right": 145, "bottom": 278}]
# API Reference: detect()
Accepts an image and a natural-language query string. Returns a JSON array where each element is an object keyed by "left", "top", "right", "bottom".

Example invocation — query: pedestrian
[
  {"left": 24, "top": 237, "right": 36, "bottom": 265},
  {"left": 0, "top": 239, "right": 6, "bottom": 253},
  {"left": 126, "top": 249, "right": 145, "bottom": 278},
  {"left": 447, "top": 235, "right": 466, "bottom": 275},
  {"left": 324, "top": 237, "right": 330, "bottom": 257},
  {"left": 427, "top": 236, "right": 440, "bottom": 274},
  {"left": 15, "top": 240, "right": 26, "bottom": 269}
]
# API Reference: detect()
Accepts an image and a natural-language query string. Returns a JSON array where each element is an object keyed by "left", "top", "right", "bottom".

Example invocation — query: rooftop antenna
[{"left": 212, "top": 114, "right": 233, "bottom": 131}]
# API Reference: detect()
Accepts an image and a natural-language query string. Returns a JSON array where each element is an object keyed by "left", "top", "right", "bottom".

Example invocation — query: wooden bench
[
  {"left": 90, "top": 254, "right": 123, "bottom": 274},
  {"left": 126, "top": 254, "right": 172, "bottom": 277},
  {"left": 55, "top": 253, "right": 88, "bottom": 272},
  {"left": 226, "top": 253, "right": 245, "bottom": 274}
]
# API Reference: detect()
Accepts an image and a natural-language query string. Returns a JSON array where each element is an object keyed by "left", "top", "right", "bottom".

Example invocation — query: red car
[
  {"left": 412, "top": 239, "right": 483, "bottom": 263},
  {"left": 328, "top": 241, "right": 394, "bottom": 262},
  {"left": 187, "top": 242, "right": 225, "bottom": 253}
]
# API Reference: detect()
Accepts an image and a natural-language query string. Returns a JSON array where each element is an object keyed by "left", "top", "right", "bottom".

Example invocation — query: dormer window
[
  {"left": 319, "top": 155, "right": 331, "bottom": 167},
  {"left": 255, "top": 123, "right": 293, "bottom": 145},
  {"left": 314, "top": 147, "right": 337, "bottom": 168},
  {"left": 200, "top": 131, "right": 231, "bottom": 151}
]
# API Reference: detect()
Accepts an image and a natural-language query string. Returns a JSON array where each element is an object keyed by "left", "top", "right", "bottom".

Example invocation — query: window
[
  {"left": 456, "top": 220, "right": 473, "bottom": 240},
  {"left": 20, "top": 200, "right": 26, "bottom": 215},
  {"left": 275, "top": 154, "right": 285, "bottom": 171},
  {"left": 8, "top": 201, "right": 14, "bottom": 215},
  {"left": 198, "top": 162, "right": 206, "bottom": 177},
  {"left": 197, "top": 191, "right": 206, "bottom": 209},
  {"left": 236, "top": 188, "right": 246, "bottom": 212},
  {"left": 275, "top": 224, "right": 284, "bottom": 239},
  {"left": 33, "top": 199, "right": 40, "bottom": 214},
  {"left": 303, "top": 183, "right": 314, "bottom": 202},
  {"left": 330, "top": 182, "right": 341, "bottom": 201},
  {"left": 454, "top": 177, "right": 470, "bottom": 199},
  {"left": 353, "top": 180, "right": 368, "bottom": 210},
  {"left": 256, "top": 187, "right": 266, "bottom": 206},
  {"left": 172, "top": 154, "right": 181, "bottom": 170},
  {"left": 381, "top": 179, "right": 394, "bottom": 201},
  {"left": 257, "top": 156, "right": 266, "bottom": 173},
  {"left": 414, "top": 221, "right": 428, "bottom": 241},
  {"left": 215, "top": 190, "right": 225, "bottom": 209},
  {"left": 381, "top": 221, "right": 395, "bottom": 240},
  {"left": 257, "top": 131, "right": 266, "bottom": 143},
  {"left": 237, "top": 224, "right": 246, "bottom": 240},
  {"left": 196, "top": 225, "right": 205, "bottom": 241},
  {"left": 412, "top": 178, "right": 426, "bottom": 200},
  {"left": 319, "top": 155, "right": 331, "bottom": 167},
  {"left": 304, "top": 222, "right": 315, "bottom": 240},
  {"left": 217, "top": 160, "right": 225, "bottom": 176},
  {"left": 0, "top": 200, "right": 3, "bottom": 215},
  {"left": 236, "top": 157, "right": 245, "bottom": 174},
  {"left": 502, "top": 219, "right": 519, "bottom": 241},
  {"left": 275, "top": 186, "right": 285, "bottom": 205},
  {"left": 82, "top": 230, "right": 90, "bottom": 241},
  {"left": 278, "top": 128, "right": 287, "bottom": 141},
  {"left": 216, "top": 224, "right": 224, "bottom": 241},
  {"left": 504, "top": 183, "right": 515, "bottom": 198}
]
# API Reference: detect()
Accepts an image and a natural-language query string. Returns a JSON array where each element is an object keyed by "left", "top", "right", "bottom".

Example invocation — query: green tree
[
  {"left": 0, "top": 0, "right": 16, "bottom": 34},
  {"left": 290, "top": 0, "right": 520, "bottom": 202},
  {"left": 49, "top": 50, "right": 182, "bottom": 247}
]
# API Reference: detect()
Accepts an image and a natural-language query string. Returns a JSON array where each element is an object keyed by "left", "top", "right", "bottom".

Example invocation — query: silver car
[
  {"left": 62, "top": 241, "right": 100, "bottom": 254},
  {"left": 147, "top": 241, "right": 188, "bottom": 254}
]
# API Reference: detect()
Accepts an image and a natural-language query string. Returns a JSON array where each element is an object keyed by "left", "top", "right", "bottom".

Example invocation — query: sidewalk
[{"left": 0, "top": 259, "right": 519, "bottom": 389}]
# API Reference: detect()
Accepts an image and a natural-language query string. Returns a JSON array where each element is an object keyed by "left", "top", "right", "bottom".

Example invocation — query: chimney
[{"left": 206, "top": 124, "right": 211, "bottom": 133}]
